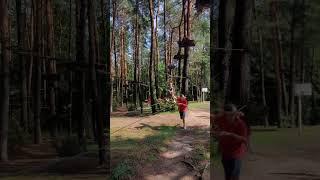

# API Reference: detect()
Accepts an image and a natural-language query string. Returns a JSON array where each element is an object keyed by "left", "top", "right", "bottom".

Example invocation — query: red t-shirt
[
  {"left": 215, "top": 115, "right": 248, "bottom": 160},
  {"left": 177, "top": 97, "right": 188, "bottom": 112}
]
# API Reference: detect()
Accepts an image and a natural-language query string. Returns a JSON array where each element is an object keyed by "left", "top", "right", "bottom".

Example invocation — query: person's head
[{"left": 223, "top": 104, "right": 237, "bottom": 121}]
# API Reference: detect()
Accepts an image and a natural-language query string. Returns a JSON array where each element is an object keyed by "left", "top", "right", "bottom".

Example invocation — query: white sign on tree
[
  {"left": 201, "top": 88, "right": 208, "bottom": 92},
  {"left": 294, "top": 83, "right": 312, "bottom": 96},
  {"left": 201, "top": 88, "right": 208, "bottom": 102},
  {"left": 294, "top": 83, "right": 312, "bottom": 135}
]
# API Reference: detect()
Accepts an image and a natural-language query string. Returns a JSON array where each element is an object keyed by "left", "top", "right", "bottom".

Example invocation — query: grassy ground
[
  {"left": 251, "top": 126, "right": 320, "bottom": 146},
  {"left": 159, "top": 101, "right": 209, "bottom": 115},
  {"left": 110, "top": 125, "right": 178, "bottom": 179},
  {"left": 188, "top": 101, "right": 210, "bottom": 110}
]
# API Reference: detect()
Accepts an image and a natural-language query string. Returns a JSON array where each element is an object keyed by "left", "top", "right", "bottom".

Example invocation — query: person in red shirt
[
  {"left": 176, "top": 94, "right": 188, "bottom": 129},
  {"left": 213, "top": 104, "right": 249, "bottom": 180}
]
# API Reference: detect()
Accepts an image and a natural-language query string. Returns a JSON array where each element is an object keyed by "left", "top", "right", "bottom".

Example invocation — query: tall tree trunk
[
  {"left": 298, "top": 0, "right": 306, "bottom": 126},
  {"left": 176, "top": 2, "right": 184, "bottom": 93},
  {"left": 227, "top": 0, "right": 253, "bottom": 107},
  {"left": 310, "top": 47, "right": 315, "bottom": 125},
  {"left": 213, "top": 0, "right": 234, "bottom": 104},
  {"left": 33, "top": 0, "right": 42, "bottom": 144},
  {"left": 289, "top": 0, "right": 297, "bottom": 127},
  {"left": 27, "top": 0, "right": 34, "bottom": 133},
  {"left": 46, "top": 0, "right": 57, "bottom": 137},
  {"left": 73, "top": 0, "right": 87, "bottom": 150},
  {"left": 164, "top": 0, "right": 167, "bottom": 82},
  {"left": 270, "top": 1, "right": 282, "bottom": 128},
  {"left": 112, "top": 0, "right": 118, "bottom": 107},
  {"left": 133, "top": 0, "right": 139, "bottom": 109},
  {"left": 181, "top": 0, "right": 191, "bottom": 96},
  {"left": 137, "top": 24, "right": 143, "bottom": 114},
  {"left": 258, "top": 29, "right": 268, "bottom": 127},
  {"left": 68, "top": 0, "right": 72, "bottom": 136},
  {"left": 99, "top": 0, "right": 110, "bottom": 166},
  {"left": 119, "top": 27, "right": 124, "bottom": 106},
  {"left": 0, "top": 0, "right": 10, "bottom": 161},
  {"left": 254, "top": 1, "right": 268, "bottom": 127},
  {"left": 16, "top": 0, "right": 28, "bottom": 131},
  {"left": 148, "top": 0, "right": 157, "bottom": 113},
  {"left": 88, "top": 0, "right": 100, "bottom": 147},
  {"left": 155, "top": 6, "right": 160, "bottom": 99},
  {"left": 168, "top": 29, "right": 173, "bottom": 76}
]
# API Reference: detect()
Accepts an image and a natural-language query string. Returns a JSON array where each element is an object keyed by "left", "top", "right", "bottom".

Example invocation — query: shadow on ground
[{"left": 0, "top": 141, "right": 106, "bottom": 179}]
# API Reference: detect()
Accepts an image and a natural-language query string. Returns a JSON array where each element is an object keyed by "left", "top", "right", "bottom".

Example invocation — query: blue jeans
[{"left": 222, "top": 158, "right": 241, "bottom": 179}]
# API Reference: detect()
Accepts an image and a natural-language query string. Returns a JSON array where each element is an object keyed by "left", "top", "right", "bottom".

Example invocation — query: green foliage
[
  {"left": 111, "top": 159, "right": 135, "bottom": 180},
  {"left": 193, "top": 144, "right": 210, "bottom": 162},
  {"left": 53, "top": 136, "right": 81, "bottom": 157},
  {"left": 158, "top": 98, "right": 177, "bottom": 112}
]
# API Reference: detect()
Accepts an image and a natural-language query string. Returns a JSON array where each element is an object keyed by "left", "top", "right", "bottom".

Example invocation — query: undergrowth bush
[
  {"left": 158, "top": 99, "right": 177, "bottom": 112},
  {"left": 111, "top": 159, "right": 135, "bottom": 180},
  {"left": 53, "top": 136, "right": 81, "bottom": 157}
]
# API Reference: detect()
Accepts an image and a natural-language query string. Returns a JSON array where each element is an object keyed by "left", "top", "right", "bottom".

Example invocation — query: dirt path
[
  {"left": 133, "top": 109, "right": 211, "bottom": 180},
  {"left": 112, "top": 104, "right": 320, "bottom": 180}
]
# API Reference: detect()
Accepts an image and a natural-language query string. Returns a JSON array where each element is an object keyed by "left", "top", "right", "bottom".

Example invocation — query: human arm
[
  {"left": 222, "top": 120, "right": 248, "bottom": 144},
  {"left": 180, "top": 99, "right": 188, "bottom": 108},
  {"left": 218, "top": 131, "right": 248, "bottom": 144}
]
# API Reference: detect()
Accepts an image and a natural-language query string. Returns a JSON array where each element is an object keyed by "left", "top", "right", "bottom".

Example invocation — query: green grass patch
[
  {"left": 251, "top": 125, "right": 320, "bottom": 148},
  {"left": 111, "top": 125, "right": 177, "bottom": 179},
  {"left": 188, "top": 101, "right": 209, "bottom": 110},
  {"left": 158, "top": 101, "right": 209, "bottom": 115},
  {"left": 111, "top": 159, "right": 135, "bottom": 180}
]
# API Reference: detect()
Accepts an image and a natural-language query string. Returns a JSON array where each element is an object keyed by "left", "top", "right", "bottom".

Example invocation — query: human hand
[
  {"left": 218, "top": 131, "right": 234, "bottom": 137},
  {"left": 212, "top": 131, "right": 233, "bottom": 137},
  {"left": 236, "top": 111, "right": 244, "bottom": 117}
]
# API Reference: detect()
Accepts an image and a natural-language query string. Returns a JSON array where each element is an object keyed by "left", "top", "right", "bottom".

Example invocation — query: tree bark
[
  {"left": 155, "top": 5, "right": 160, "bottom": 99},
  {"left": 181, "top": 0, "right": 191, "bottom": 96},
  {"left": 164, "top": 0, "right": 167, "bottom": 82},
  {"left": 212, "top": 0, "right": 234, "bottom": 104},
  {"left": 99, "top": 0, "right": 110, "bottom": 166},
  {"left": 73, "top": 0, "right": 87, "bottom": 150},
  {"left": 227, "top": 0, "right": 253, "bottom": 107},
  {"left": 148, "top": 0, "right": 157, "bottom": 113},
  {"left": 133, "top": 0, "right": 139, "bottom": 109},
  {"left": 289, "top": 0, "right": 298, "bottom": 127},
  {"left": 0, "top": 0, "right": 10, "bottom": 161},
  {"left": 27, "top": 0, "right": 34, "bottom": 133},
  {"left": 111, "top": 0, "right": 118, "bottom": 107},
  {"left": 68, "top": 0, "right": 72, "bottom": 136},
  {"left": 258, "top": 29, "right": 268, "bottom": 127},
  {"left": 88, "top": 0, "right": 101, "bottom": 150},
  {"left": 16, "top": 0, "right": 28, "bottom": 131},
  {"left": 46, "top": 0, "right": 57, "bottom": 137},
  {"left": 137, "top": 24, "right": 143, "bottom": 114},
  {"left": 33, "top": 0, "right": 42, "bottom": 144},
  {"left": 270, "top": 1, "right": 282, "bottom": 128},
  {"left": 120, "top": 27, "right": 124, "bottom": 106}
]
